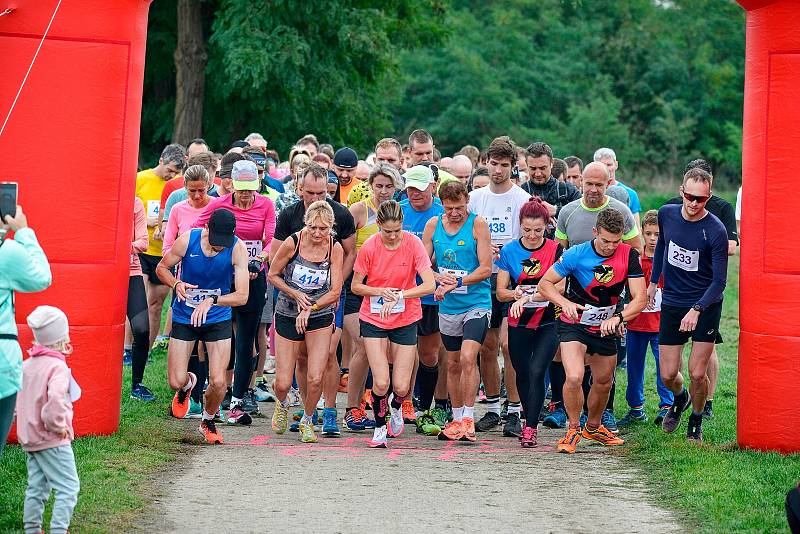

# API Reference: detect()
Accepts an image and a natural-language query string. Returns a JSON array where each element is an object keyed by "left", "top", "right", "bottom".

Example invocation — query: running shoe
[
  {"left": 317, "top": 396, "right": 326, "bottom": 410},
  {"left": 263, "top": 357, "right": 276, "bottom": 374},
  {"left": 430, "top": 406, "right": 449, "bottom": 428},
  {"left": 602, "top": 409, "right": 619, "bottom": 434},
  {"left": 185, "top": 397, "right": 203, "bottom": 419},
  {"left": 227, "top": 403, "right": 253, "bottom": 426},
  {"left": 221, "top": 387, "right": 232, "bottom": 410},
  {"left": 122, "top": 349, "right": 132, "bottom": 366},
  {"left": 556, "top": 427, "right": 582, "bottom": 454},
  {"left": 370, "top": 426, "right": 388, "bottom": 448},
  {"left": 520, "top": 426, "right": 538, "bottom": 448},
  {"left": 662, "top": 391, "right": 692, "bottom": 434},
  {"left": 242, "top": 389, "right": 260, "bottom": 416},
  {"left": 616, "top": 409, "right": 648, "bottom": 427},
  {"left": 415, "top": 411, "right": 435, "bottom": 434},
  {"left": 254, "top": 381, "right": 277, "bottom": 402},
  {"left": 358, "top": 408, "right": 376, "bottom": 429},
  {"left": 344, "top": 408, "right": 366, "bottom": 431},
  {"left": 438, "top": 420, "right": 464, "bottom": 441},
  {"left": 321, "top": 407, "right": 341, "bottom": 437},
  {"left": 272, "top": 403, "right": 289, "bottom": 433},
  {"left": 460, "top": 417, "right": 477, "bottom": 443},
  {"left": 475, "top": 411, "right": 501, "bottom": 432},
  {"left": 579, "top": 412, "right": 588, "bottom": 429},
  {"left": 338, "top": 372, "right": 349, "bottom": 393},
  {"left": 687, "top": 413, "right": 703, "bottom": 443},
  {"left": 401, "top": 399, "right": 416, "bottom": 424},
  {"left": 502, "top": 412, "right": 522, "bottom": 437},
  {"left": 545, "top": 385, "right": 552, "bottom": 399},
  {"left": 299, "top": 420, "right": 318, "bottom": 443},
  {"left": 199, "top": 419, "right": 223, "bottom": 445},
  {"left": 290, "top": 410, "right": 320, "bottom": 432},
  {"left": 130, "top": 383, "right": 155, "bottom": 402},
  {"left": 581, "top": 424, "right": 625, "bottom": 446},
  {"left": 388, "top": 407, "right": 405, "bottom": 438},
  {"left": 654, "top": 407, "right": 669, "bottom": 426},
  {"left": 171, "top": 372, "right": 197, "bottom": 419},
  {"left": 543, "top": 405, "right": 567, "bottom": 429},
  {"left": 500, "top": 400, "right": 509, "bottom": 421},
  {"left": 287, "top": 387, "right": 302, "bottom": 407},
  {"left": 702, "top": 402, "right": 714, "bottom": 420},
  {"left": 213, "top": 407, "right": 224, "bottom": 424}
]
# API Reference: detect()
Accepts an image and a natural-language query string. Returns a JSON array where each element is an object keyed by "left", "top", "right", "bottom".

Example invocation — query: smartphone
[
  {"left": 510, "top": 165, "right": 520, "bottom": 182},
  {"left": 0, "top": 182, "right": 17, "bottom": 220}
]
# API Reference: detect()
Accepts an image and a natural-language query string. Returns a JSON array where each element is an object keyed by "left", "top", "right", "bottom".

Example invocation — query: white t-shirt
[
  {"left": 735, "top": 186, "right": 742, "bottom": 221},
  {"left": 468, "top": 182, "right": 532, "bottom": 273}
]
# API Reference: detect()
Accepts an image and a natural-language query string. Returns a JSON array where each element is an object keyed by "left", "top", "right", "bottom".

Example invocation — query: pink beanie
[{"left": 26, "top": 306, "right": 70, "bottom": 346}]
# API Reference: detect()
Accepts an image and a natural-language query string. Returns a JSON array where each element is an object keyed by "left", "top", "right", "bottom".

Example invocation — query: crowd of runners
[{"left": 130, "top": 129, "right": 737, "bottom": 451}]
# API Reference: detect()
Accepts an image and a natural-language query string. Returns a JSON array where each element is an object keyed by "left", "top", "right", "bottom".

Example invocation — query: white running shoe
[
  {"left": 254, "top": 381, "right": 277, "bottom": 402},
  {"left": 263, "top": 357, "right": 276, "bottom": 375},
  {"left": 370, "top": 426, "right": 388, "bottom": 448},
  {"left": 316, "top": 396, "right": 325, "bottom": 410},
  {"left": 287, "top": 387, "right": 302, "bottom": 407},
  {"left": 388, "top": 406, "right": 405, "bottom": 438}
]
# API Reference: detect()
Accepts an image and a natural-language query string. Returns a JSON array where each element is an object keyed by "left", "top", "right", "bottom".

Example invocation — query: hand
[
  {"left": 379, "top": 299, "right": 396, "bottom": 319},
  {"left": 679, "top": 309, "right": 700, "bottom": 332},
  {"left": 509, "top": 298, "right": 526, "bottom": 319},
  {"left": 436, "top": 272, "right": 458, "bottom": 286},
  {"left": 190, "top": 297, "right": 213, "bottom": 327},
  {"left": 600, "top": 315, "right": 622, "bottom": 337},
  {"left": 3, "top": 205, "right": 28, "bottom": 231},
  {"left": 542, "top": 201, "right": 557, "bottom": 218},
  {"left": 173, "top": 281, "right": 197, "bottom": 302},
  {"left": 491, "top": 243, "right": 501, "bottom": 257},
  {"left": 435, "top": 282, "right": 456, "bottom": 300},
  {"left": 293, "top": 290, "right": 312, "bottom": 311},
  {"left": 561, "top": 301, "right": 586, "bottom": 322},
  {"left": 153, "top": 227, "right": 164, "bottom": 241},
  {"left": 646, "top": 283, "right": 657, "bottom": 309},
  {"left": 295, "top": 309, "right": 310, "bottom": 334},
  {"left": 513, "top": 286, "right": 528, "bottom": 300},
  {"left": 56, "top": 428, "right": 68, "bottom": 439},
  {"left": 380, "top": 287, "right": 401, "bottom": 302},
  {"left": 249, "top": 271, "right": 258, "bottom": 281}
]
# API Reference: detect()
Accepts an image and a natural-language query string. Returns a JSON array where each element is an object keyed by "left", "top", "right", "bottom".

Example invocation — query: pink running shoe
[{"left": 520, "top": 426, "right": 538, "bottom": 448}]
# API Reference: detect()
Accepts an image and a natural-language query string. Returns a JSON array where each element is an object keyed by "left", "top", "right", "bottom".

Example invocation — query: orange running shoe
[
  {"left": 460, "top": 417, "right": 477, "bottom": 443},
  {"left": 198, "top": 419, "right": 223, "bottom": 444},
  {"left": 581, "top": 424, "right": 625, "bottom": 446},
  {"left": 402, "top": 399, "right": 416, "bottom": 423},
  {"left": 438, "top": 420, "right": 464, "bottom": 441},
  {"left": 171, "top": 372, "right": 196, "bottom": 419},
  {"left": 338, "top": 372, "right": 349, "bottom": 393},
  {"left": 556, "top": 427, "right": 582, "bottom": 454}
]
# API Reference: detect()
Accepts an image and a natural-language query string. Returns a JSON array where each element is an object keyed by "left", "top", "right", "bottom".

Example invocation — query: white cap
[{"left": 27, "top": 306, "right": 69, "bottom": 347}]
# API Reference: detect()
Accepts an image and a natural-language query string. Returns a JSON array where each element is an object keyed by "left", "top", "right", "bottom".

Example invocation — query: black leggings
[
  {"left": 232, "top": 309, "right": 260, "bottom": 399},
  {"left": 508, "top": 323, "right": 558, "bottom": 427},
  {"left": 127, "top": 276, "right": 150, "bottom": 386}
]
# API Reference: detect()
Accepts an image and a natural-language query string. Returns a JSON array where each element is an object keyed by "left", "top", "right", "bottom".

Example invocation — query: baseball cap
[
  {"left": 208, "top": 208, "right": 236, "bottom": 247},
  {"left": 230, "top": 140, "right": 249, "bottom": 150},
  {"left": 248, "top": 151, "right": 267, "bottom": 169},
  {"left": 327, "top": 169, "right": 339, "bottom": 185},
  {"left": 333, "top": 147, "right": 358, "bottom": 169},
  {"left": 232, "top": 160, "right": 260, "bottom": 190},
  {"left": 403, "top": 165, "right": 434, "bottom": 191}
]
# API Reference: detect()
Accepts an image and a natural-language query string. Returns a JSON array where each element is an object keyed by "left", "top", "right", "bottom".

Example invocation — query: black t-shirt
[
  {"left": 274, "top": 198, "right": 356, "bottom": 243},
  {"left": 665, "top": 195, "right": 738, "bottom": 244}
]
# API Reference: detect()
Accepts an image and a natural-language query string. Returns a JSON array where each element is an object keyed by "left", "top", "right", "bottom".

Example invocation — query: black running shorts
[
  {"left": 359, "top": 319, "right": 418, "bottom": 346},
  {"left": 658, "top": 301, "right": 723, "bottom": 346},
  {"left": 171, "top": 320, "right": 232, "bottom": 343},
  {"left": 557, "top": 321, "right": 617, "bottom": 357}
]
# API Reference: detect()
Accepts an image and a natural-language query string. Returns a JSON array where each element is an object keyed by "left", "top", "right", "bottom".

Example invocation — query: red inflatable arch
[
  {"left": 0, "top": 0, "right": 151, "bottom": 437},
  {"left": 737, "top": 0, "right": 800, "bottom": 453}
]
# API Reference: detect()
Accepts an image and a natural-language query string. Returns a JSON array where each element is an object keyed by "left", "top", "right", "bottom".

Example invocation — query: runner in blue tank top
[
  {"left": 422, "top": 180, "right": 492, "bottom": 443},
  {"left": 399, "top": 165, "right": 447, "bottom": 430},
  {"left": 157, "top": 209, "right": 250, "bottom": 444}
]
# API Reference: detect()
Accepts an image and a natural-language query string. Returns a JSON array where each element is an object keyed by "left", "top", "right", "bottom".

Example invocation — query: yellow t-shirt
[
  {"left": 135, "top": 168, "right": 168, "bottom": 257},
  {"left": 347, "top": 179, "right": 371, "bottom": 207}
]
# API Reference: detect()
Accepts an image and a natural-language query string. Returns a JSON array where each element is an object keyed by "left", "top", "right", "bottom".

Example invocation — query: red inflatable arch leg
[
  {"left": 0, "top": 0, "right": 152, "bottom": 438},
  {"left": 737, "top": 0, "right": 800, "bottom": 453}
]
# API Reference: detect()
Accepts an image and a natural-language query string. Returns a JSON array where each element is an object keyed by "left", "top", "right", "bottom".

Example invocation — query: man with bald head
[
  {"left": 439, "top": 156, "right": 454, "bottom": 171},
  {"left": 450, "top": 154, "right": 473, "bottom": 186}
]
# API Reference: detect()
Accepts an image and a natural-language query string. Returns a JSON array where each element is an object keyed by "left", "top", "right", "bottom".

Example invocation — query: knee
[
  {"left": 689, "top": 369, "right": 709, "bottom": 384},
  {"left": 592, "top": 376, "right": 613, "bottom": 392},
  {"left": 393, "top": 385, "right": 410, "bottom": 399},
  {"left": 564, "top": 373, "right": 583, "bottom": 389},
  {"left": 420, "top": 351, "right": 438, "bottom": 367},
  {"left": 167, "top": 371, "right": 185, "bottom": 391},
  {"left": 273, "top": 376, "right": 292, "bottom": 395},
  {"left": 207, "top": 376, "right": 226, "bottom": 394},
  {"left": 306, "top": 370, "right": 324, "bottom": 388},
  {"left": 372, "top": 377, "right": 390, "bottom": 395}
]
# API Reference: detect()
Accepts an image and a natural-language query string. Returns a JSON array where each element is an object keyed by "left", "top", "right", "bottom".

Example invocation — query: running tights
[
  {"left": 127, "top": 276, "right": 150, "bottom": 386},
  {"left": 508, "top": 323, "right": 558, "bottom": 426},
  {"left": 232, "top": 309, "right": 260, "bottom": 399}
]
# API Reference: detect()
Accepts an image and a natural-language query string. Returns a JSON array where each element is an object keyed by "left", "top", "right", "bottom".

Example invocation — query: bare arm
[
  {"left": 468, "top": 216, "right": 493, "bottom": 285},
  {"left": 624, "top": 234, "right": 643, "bottom": 256},
  {"left": 401, "top": 268, "right": 436, "bottom": 300},
  {"left": 350, "top": 271, "right": 384, "bottom": 298},
  {"left": 156, "top": 232, "right": 190, "bottom": 288},
  {"left": 268, "top": 237, "right": 311, "bottom": 311},
  {"left": 315, "top": 243, "right": 344, "bottom": 309},
  {"left": 223, "top": 242, "right": 250, "bottom": 307},
  {"left": 340, "top": 234, "right": 357, "bottom": 281},
  {"left": 496, "top": 269, "right": 516, "bottom": 303}
]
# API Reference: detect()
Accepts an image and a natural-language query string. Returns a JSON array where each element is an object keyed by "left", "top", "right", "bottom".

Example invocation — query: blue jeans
[{"left": 625, "top": 330, "right": 673, "bottom": 409}]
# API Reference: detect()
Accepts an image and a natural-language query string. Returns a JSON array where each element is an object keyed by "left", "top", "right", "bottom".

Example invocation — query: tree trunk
[{"left": 173, "top": 0, "right": 207, "bottom": 145}]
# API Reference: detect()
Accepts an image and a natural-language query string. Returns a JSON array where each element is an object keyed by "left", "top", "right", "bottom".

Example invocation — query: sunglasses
[{"left": 681, "top": 190, "right": 711, "bottom": 204}]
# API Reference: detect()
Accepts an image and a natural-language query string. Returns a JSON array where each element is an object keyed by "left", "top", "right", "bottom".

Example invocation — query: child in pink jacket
[{"left": 16, "top": 306, "right": 80, "bottom": 534}]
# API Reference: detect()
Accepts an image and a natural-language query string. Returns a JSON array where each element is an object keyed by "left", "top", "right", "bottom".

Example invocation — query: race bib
[
  {"left": 440, "top": 268, "right": 468, "bottom": 295},
  {"left": 579, "top": 304, "right": 615, "bottom": 326},
  {"left": 146, "top": 200, "right": 160, "bottom": 225},
  {"left": 292, "top": 264, "right": 328, "bottom": 290},
  {"left": 488, "top": 215, "right": 512, "bottom": 242},
  {"left": 644, "top": 288, "right": 662, "bottom": 313},
  {"left": 369, "top": 295, "right": 405, "bottom": 314},
  {"left": 184, "top": 288, "right": 221, "bottom": 309},
  {"left": 667, "top": 241, "right": 699, "bottom": 272},
  {"left": 244, "top": 240, "right": 263, "bottom": 260},
  {"left": 521, "top": 285, "right": 548, "bottom": 309}
]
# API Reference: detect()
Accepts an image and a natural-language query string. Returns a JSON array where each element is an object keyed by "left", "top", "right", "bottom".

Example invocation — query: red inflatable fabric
[
  {"left": 737, "top": 0, "right": 800, "bottom": 453},
  {"left": 0, "top": 0, "right": 151, "bottom": 438}
]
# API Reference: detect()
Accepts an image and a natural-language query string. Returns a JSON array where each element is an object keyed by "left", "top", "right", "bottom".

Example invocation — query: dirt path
[{"left": 139, "top": 398, "right": 678, "bottom": 534}]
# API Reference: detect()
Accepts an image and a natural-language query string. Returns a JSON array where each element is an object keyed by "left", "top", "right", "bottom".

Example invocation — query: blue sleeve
[
  {"left": 268, "top": 177, "right": 285, "bottom": 193},
  {"left": 553, "top": 247, "right": 576, "bottom": 278},
  {"left": 163, "top": 190, "right": 180, "bottom": 221},
  {"left": 495, "top": 246, "right": 512, "bottom": 274},
  {"left": 698, "top": 226, "right": 728, "bottom": 308},
  {"left": 628, "top": 188, "right": 641, "bottom": 214},
  {"left": 0, "top": 228, "right": 52, "bottom": 294},
  {"left": 650, "top": 208, "right": 666, "bottom": 284}
]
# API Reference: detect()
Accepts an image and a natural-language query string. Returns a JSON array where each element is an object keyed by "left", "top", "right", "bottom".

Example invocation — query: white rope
[{"left": 0, "top": 0, "right": 63, "bottom": 138}]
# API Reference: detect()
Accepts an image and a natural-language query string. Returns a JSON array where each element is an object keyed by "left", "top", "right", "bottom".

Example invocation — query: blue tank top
[
  {"left": 432, "top": 213, "right": 491, "bottom": 314},
  {"left": 400, "top": 199, "right": 444, "bottom": 306},
  {"left": 172, "top": 229, "right": 236, "bottom": 325}
]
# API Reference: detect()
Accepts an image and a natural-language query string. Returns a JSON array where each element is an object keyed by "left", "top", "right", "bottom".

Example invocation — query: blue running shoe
[
  {"left": 291, "top": 409, "right": 319, "bottom": 432},
  {"left": 130, "top": 383, "right": 155, "bottom": 402},
  {"left": 321, "top": 407, "right": 340, "bottom": 437},
  {"left": 344, "top": 408, "right": 366, "bottom": 431},
  {"left": 542, "top": 405, "right": 567, "bottom": 429},
  {"left": 579, "top": 412, "right": 588, "bottom": 429},
  {"left": 602, "top": 409, "right": 619, "bottom": 434},
  {"left": 359, "top": 408, "right": 376, "bottom": 429},
  {"left": 654, "top": 407, "right": 669, "bottom": 426},
  {"left": 617, "top": 409, "right": 648, "bottom": 427},
  {"left": 123, "top": 349, "right": 132, "bottom": 366}
]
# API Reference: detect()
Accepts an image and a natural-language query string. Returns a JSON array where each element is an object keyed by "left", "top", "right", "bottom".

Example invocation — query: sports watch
[
  {"left": 211, "top": 294, "right": 219, "bottom": 305},
  {"left": 692, "top": 304, "right": 704, "bottom": 313}
]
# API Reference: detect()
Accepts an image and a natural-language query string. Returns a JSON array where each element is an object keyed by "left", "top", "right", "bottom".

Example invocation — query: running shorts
[
  {"left": 439, "top": 308, "right": 490, "bottom": 352},
  {"left": 274, "top": 313, "right": 334, "bottom": 342},
  {"left": 658, "top": 301, "right": 723, "bottom": 346},
  {"left": 139, "top": 253, "right": 164, "bottom": 285},
  {"left": 359, "top": 320, "right": 418, "bottom": 346},
  {"left": 171, "top": 320, "right": 232, "bottom": 343},
  {"left": 557, "top": 321, "right": 617, "bottom": 357},
  {"left": 417, "top": 304, "right": 440, "bottom": 337}
]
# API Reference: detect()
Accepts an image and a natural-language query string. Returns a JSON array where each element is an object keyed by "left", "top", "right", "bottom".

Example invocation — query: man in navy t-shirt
[{"left": 649, "top": 167, "right": 728, "bottom": 443}]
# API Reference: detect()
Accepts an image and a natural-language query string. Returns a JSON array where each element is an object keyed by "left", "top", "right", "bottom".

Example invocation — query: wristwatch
[
  {"left": 613, "top": 311, "right": 624, "bottom": 323},
  {"left": 310, "top": 303, "right": 319, "bottom": 312},
  {"left": 211, "top": 294, "right": 219, "bottom": 305},
  {"left": 692, "top": 304, "right": 704, "bottom": 313}
]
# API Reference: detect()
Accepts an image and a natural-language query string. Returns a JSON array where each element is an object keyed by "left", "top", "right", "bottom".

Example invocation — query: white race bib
[
  {"left": 521, "top": 285, "right": 548, "bottom": 309},
  {"left": 644, "top": 288, "right": 662, "bottom": 313},
  {"left": 146, "top": 200, "right": 160, "bottom": 225},
  {"left": 667, "top": 241, "right": 699, "bottom": 272},
  {"left": 292, "top": 264, "right": 328, "bottom": 290},
  {"left": 369, "top": 295, "right": 406, "bottom": 314},
  {"left": 440, "top": 268, "right": 468, "bottom": 295},
  {"left": 184, "top": 288, "right": 221, "bottom": 309},
  {"left": 244, "top": 240, "right": 263, "bottom": 260},
  {"left": 487, "top": 215, "right": 512, "bottom": 242},
  {"left": 579, "top": 304, "right": 615, "bottom": 326}
]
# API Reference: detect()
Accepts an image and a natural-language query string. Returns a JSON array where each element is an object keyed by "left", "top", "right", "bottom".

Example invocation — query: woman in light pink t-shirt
[
  {"left": 351, "top": 200, "right": 435, "bottom": 448},
  {"left": 162, "top": 166, "right": 213, "bottom": 255}
]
